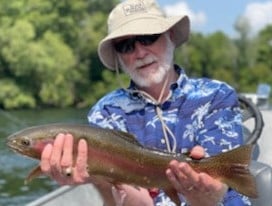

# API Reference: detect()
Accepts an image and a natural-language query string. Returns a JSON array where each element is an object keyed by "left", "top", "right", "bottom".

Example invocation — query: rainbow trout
[{"left": 6, "top": 123, "right": 257, "bottom": 204}]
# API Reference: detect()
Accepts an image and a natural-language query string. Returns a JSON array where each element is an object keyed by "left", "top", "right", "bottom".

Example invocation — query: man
[{"left": 40, "top": 0, "right": 251, "bottom": 205}]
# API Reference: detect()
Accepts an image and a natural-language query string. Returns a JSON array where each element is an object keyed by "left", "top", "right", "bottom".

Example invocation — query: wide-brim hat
[{"left": 98, "top": 0, "right": 190, "bottom": 70}]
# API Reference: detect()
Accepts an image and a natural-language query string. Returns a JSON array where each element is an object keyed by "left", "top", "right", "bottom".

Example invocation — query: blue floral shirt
[{"left": 87, "top": 65, "right": 251, "bottom": 205}]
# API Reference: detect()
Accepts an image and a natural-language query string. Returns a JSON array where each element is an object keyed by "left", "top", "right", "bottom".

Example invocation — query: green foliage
[
  {"left": 0, "top": 0, "right": 118, "bottom": 109},
  {"left": 0, "top": 79, "right": 36, "bottom": 109},
  {"left": 239, "top": 63, "right": 272, "bottom": 92},
  {"left": 176, "top": 32, "right": 238, "bottom": 82},
  {"left": 256, "top": 25, "right": 272, "bottom": 69},
  {"left": 0, "top": 0, "right": 271, "bottom": 109},
  {"left": 175, "top": 33, "right": 207, "bottom": 76},
  {"left": 206, "top": 32, "right": 238, "bottom": 74},
  {"left": 78, "top": 70, "right": 130, "bottom": 108}
]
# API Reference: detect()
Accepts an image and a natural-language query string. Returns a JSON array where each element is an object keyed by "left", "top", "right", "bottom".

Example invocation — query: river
[{"left": 0, "top": 108, "right": 89, "bottom": 206}]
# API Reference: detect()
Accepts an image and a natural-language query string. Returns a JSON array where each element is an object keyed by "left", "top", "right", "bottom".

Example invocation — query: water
[{"left": 0, "top": 108, "right": 88, "bottom": 206}]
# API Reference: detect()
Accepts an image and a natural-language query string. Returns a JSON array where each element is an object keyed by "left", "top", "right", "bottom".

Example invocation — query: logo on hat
[{"left": 122, "top": 0, "right": 147, "bottom": 16}]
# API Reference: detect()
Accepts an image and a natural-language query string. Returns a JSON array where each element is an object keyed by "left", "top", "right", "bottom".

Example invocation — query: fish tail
[{"left": 193, "top": 145, "right": 258, "bottom": 198}]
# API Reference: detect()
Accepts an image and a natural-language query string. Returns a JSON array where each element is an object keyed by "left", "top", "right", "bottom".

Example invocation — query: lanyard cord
[
  {"left": 124, "top": 78, "right": 177, "bottom": 153},
  {"left": 114, "top": 59, "right": 177, "bottom": 153}
]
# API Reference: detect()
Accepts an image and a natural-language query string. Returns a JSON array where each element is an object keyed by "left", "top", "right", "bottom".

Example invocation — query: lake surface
[{"left": 0, "top": 108, "right": 89, "bottom": 206}]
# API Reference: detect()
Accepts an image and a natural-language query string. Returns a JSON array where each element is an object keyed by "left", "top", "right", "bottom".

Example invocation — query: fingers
[
  {"left": 75, "top": 139, "right": 88, "bottom": 172},
  {"left": 41, "top": 133, "right": 66, "bottom": 182},
  {"left": 112, "top": 185, "right": 127, "bottom": 206},
  {"left": 166, "top": 160, "right": 228, "bottom": 205},
  {"left": 41, "top": 143, "right": 53, "bottom": 174},
  {"left": 112, "top": 185, "right": 153, "bottom": 206},
  {"left": 50, "top": 133, "right": 65, "bottom": 165},
  {"left": 60, "top": 133, "right": 74, "bottom": 168},
  {"left": 198, "top": 173, "right": 215, "bottom": 193},
  {"left": 190, "top": 145, "right": 205, "bottom": 159},
  {"left": 166, "top": 160, "right": 214, "bottom": 193},
  {"left": 41, "top": 133, "right": 65, "bottom": 177},
  {"left": 40, "top": 133, "right": 89, "bottom": 185},
  {"left": 198, "top": 173, "right": 228, "bottom": 194},
  {"left": 166, "top": 145, "right": 205, "bottom": 193},
  {"left": 73, "top": 139, "right": 89, "bottom": 183},
  {"left": 49, "top": 134, "right": 66, "bottom": 180},
  {"left": 166, "top": 160, "right": 199, "bottom": 194}
]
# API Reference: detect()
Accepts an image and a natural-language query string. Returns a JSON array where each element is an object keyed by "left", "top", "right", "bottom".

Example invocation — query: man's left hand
[{"left": 166, "top": 146, "right": 228, "bottom": 206}]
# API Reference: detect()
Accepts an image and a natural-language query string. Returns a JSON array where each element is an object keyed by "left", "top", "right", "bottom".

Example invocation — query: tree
[
  {"left": 234, "top": 16, "right": 252, "bottom": 68},
  {"left": 0, "top": 79, "right": 35, "bottom": 109},
  {"left": 175, "top": 32, "right": 238, "bottom": 88},
  {"left": 205, "top": 31, "right": 238, "bottom": 84},
  {"left": 256, "top": 25, "right": 272, "bottom": 69},
  {"left": 0, "top": 0, "right": 119, "bottom": 109},
  {"left": 175, "top": 32, "right": 208, "bottom": 77}
]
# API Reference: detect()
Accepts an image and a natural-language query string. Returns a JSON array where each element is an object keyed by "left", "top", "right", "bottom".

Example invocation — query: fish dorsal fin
[{"left": 110, "top": 129, "right": 143, "bottom": 147}]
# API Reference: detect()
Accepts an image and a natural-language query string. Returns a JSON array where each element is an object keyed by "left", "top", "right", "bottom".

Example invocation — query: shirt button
[{"left": 161, "top": 138, "right": 165, "bottom": 144}]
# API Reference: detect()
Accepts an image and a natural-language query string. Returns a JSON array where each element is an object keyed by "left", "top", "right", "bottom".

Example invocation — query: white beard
[{"left": 118, "top": 35, "right": 175, "bottom": 88}]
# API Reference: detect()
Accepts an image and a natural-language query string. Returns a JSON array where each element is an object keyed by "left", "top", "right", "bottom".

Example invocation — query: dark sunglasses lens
[
  {"left": 114, "top": 38, "right": 135, "bottom": 53},
  {"left": 137, "top": 34, "right": 161, "bottom": 46},
  {"left": 114, "top": 34, "right": 161, "bottom": 54}
]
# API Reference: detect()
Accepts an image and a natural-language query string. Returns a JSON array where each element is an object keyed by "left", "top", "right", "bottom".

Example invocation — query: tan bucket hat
[{"left": 98, "top": 0, "right": 190, "bottom": 70}]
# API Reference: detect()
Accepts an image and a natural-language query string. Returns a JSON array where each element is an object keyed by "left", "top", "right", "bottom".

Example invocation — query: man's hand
[
  {"left": 112, "top": 185, "right": 153, "bottom": 206},
  {"left": 166, "top": 146, "right": 228, "bottom": 206},
  {"left": 40, "top": 134, "right": 154, "bottom": 206},
  {"left": 40, "top": 133, "right": 90, "bottom": 185}
]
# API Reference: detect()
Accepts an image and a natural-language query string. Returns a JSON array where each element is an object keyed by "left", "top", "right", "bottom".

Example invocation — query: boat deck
[{"left": 26, "top": 184, "right": 103, "bottom": 206}]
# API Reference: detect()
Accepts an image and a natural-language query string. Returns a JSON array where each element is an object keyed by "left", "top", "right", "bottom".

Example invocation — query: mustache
[{"left": 133, "top": 55, "right": 157, "bottom": 69}]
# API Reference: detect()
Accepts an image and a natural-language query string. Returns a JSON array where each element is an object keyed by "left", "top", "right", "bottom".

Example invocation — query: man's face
[{"left": 115, "top": 32, "right": 175, "bottom": 88}]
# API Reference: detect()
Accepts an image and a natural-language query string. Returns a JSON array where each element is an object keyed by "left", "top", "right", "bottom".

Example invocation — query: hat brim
[{"left": 98, "top": 15, "right": 189, "bottom": 70}]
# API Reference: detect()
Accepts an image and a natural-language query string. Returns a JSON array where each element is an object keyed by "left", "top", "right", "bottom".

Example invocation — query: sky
[{"left": 157, "top": 0, "right": 272, "bottom": 37}]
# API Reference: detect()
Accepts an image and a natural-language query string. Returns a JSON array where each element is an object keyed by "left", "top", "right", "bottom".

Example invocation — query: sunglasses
[{"left": 113, "top": 34, "right": 161, "bottom": 54}]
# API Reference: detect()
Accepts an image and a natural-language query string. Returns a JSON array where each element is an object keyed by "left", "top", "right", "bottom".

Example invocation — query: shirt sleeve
[
  {"left": 192, "top": 83, "right": 251, "bottom": 205},
  {"left": 195, "top": 83, "right": 244, "bottom": 155},
  {"left": 87, "top": 91, "right": 128, "bottom": 132},
  {"left": 153, "top": 190, "right": 252, "bottom": 206}
]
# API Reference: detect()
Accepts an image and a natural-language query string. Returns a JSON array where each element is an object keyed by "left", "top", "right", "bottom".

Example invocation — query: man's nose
[{"left": 133, "top": 42, "right": 148, "bottom": 58}]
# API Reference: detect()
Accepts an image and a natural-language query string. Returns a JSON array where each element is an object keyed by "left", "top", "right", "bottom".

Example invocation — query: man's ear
[{"left": 167, "top": 29, "right": 175, "bottom": 45}]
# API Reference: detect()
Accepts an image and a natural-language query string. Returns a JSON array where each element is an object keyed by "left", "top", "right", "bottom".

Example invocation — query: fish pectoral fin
[
  {"left": 164, "top": 187, "right": 180, "bottom": 205},
  {"left": 25, "top": 165, "right": 43, "bottom": 184}
]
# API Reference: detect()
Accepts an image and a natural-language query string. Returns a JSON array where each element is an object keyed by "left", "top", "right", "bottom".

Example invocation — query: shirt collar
[
  {"left": 172, "top": 64, "right": 188, "bottom": 90},
  {"left": 126, "top": 64, "right": 189, "bottom": 102}
]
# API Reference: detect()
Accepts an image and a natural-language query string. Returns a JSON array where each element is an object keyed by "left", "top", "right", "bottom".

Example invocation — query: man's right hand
[
  {"left": 40, "top": 133, "right": 90, "bottom": 185},
  {"left": 40, "top": 134, "right": 154, "bottom": 206}
]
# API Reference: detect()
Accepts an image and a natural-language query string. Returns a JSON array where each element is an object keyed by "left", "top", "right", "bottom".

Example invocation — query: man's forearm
[
  {"left": 92, "top": 178, "right": 154, "bottom": 206},
  {"left": 90, "top": 177, "right": 116, "bottom": 206}
]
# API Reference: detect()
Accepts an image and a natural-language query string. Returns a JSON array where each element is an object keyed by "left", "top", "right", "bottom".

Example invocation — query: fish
[{"left": 6, "top": 123, "right": 257, "bottom": 204}]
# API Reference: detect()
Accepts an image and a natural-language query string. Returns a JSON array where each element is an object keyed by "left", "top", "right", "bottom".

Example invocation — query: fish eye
[{"left": 21, "top": 137, "right": 31, "bottom": 147}]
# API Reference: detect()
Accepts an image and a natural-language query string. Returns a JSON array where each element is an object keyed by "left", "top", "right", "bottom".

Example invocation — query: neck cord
[{"left": 114, "top": 61, "right": 177, "bottom": 153}]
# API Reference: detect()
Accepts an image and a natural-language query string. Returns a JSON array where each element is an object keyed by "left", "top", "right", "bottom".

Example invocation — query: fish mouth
[
  {"left": 8, "top": 146, "right": 34, "bottom": 159},
  {"left": 7, "top": 143, "right": 24, "bottom": 155},
  {"left": 6, "top": 139, "right": 16, "bottom": 150},
  {"left": 6, "top": 139, "right": 29, "bottom": 156}
]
